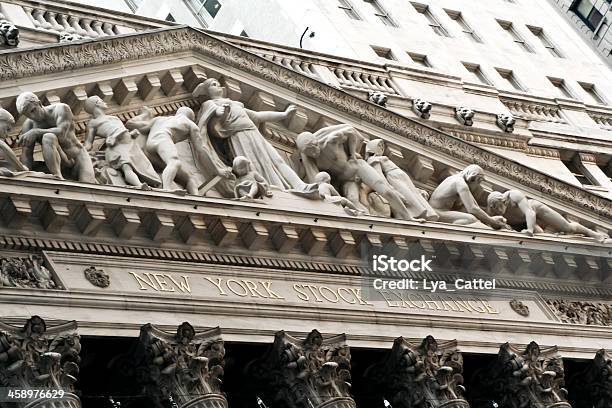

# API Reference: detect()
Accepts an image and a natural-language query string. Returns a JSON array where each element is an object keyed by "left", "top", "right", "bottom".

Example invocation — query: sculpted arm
[
  {"left": 513, "top": 191, "right": 537, "bottom": 234},
  {"left": 457, "top": 181, "right": 503, "bottom": 227},
  {"left": 246, "top": 105, "right": 295, "bottom": 124},
  {"left": 42, "top": 105, "right": 73, "bottom": 138},
  {"left": 84, "top": 125, "right": 96, "bottom": 151}
]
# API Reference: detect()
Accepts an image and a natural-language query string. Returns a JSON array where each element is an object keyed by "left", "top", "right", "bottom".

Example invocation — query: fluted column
[
  {"left": 133, "top": 322, "right": 228, "bottom": 408},
  {"left": 247, "top": 330, "right": 355, "bottom": 408},
  {"left": 0, "top": 316, "right": 81, "bottom": 408},
  {"left": 365, "top": 336, "right": 469, "bottom": 408},
  {"left": 472, "top": 341, "right": 571, "bottom": 408}
]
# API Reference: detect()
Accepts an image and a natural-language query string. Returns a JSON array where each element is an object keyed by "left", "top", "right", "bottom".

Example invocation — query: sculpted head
[
  {"left": 460, "top": 164, "right": 484, "bottom": 184},
  {"left": 84, "top": 95, "right": 107, "bottom": 115},
  {"left": 0, "top": 108, "right": 15, "bottom": 138},
  {"left": 314, "top": 171, "right": 331, "bottom": 184},
  {"left": 365, "top": 139, "right": 385, "bottom": 158},
  {"left": 176, "top": 106, "right": 195, "bottom": 122},
  {"left": 296, "top": 132, "right": 320, "bottom": 158},
  {"left": 193, "top": 78, "right": 224, "bottom": 100},
  {"left": 487, "top": 191, "right": 508, "bottom": 215},
  {"left": 232, "top": 156, "right": 252, "bottom": 177},
  {"left": 16, "top": 92, "right": 45, "bottom": 122}
]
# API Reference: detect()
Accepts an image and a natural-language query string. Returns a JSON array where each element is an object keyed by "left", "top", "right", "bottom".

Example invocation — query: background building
[{"left": 548, "top": 0, "right": 612, "bottom": 68}]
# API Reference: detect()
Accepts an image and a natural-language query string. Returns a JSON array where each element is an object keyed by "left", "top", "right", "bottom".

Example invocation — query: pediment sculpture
[
  {"left": 567, "top": 349, "right": 612, "bottom": 408},
  {"left": 0, "top": 75, "right": 607, "bottom": 244}
]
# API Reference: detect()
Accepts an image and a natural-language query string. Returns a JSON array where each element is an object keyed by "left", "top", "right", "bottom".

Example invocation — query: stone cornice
[{"left": 0, "top": 26, "right": 611, "bottom": 219}]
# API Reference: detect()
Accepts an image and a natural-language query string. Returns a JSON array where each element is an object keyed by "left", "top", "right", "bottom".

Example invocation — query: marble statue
[
  {"left": 455, "top": 106, "right": 474, "bottom": 126},
  {"left": 429, "top": 164, "right": 507, "bottom": 229},
  {"left": 0, "top": 108, "right": 29, "bottom": 176},
  {"left": 496, "top": 113, "right": 516, "bottom": 133},
  {"left": 487, "top": 189, "right": 610, "bottom": 242},
  {"left": 297, "top": 124, "right": 419, "bottom": 221},
  {"left": 194, "top": 78, "right": 315, "bottom": 195},
  {"left": 365, "top": 139, "right": 439, "bottom": 221},
  {"left": 0, "top": 20, "right": 19, "bottom": 47},
  {"left": 84, "top": 96, "right": 161, "bottom": 189},
  {"left": 314, "top": 171, "right": 362, "bottom": 216},
  {"left": 232, "top": 155, "right": 272, "bottom": 201},
  {"left": 412, "top": 98, "right": 432, "bottom": 119},
  {"left": 16, "top": 92, "right": 96, "bottom": 183},
  {"left": 126, "top": 106, "right": 233, "bottom": 195},
  {"left": 368, "top": 90, "right": 388, "bottom": 107}
]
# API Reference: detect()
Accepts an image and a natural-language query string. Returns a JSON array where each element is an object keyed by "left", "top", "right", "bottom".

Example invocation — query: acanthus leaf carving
[
  {"left": 246, "top": 329, "right": 355, "bottom": 408},
  {"left": 365, "top": 336, "right": 468, "bottom": 408}
]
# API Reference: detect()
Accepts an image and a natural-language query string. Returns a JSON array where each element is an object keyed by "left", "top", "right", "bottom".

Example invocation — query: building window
[
  {"left": 462, "top": 63, "right": 491, "bottom": 85},
  {"left": 578, "top": 82, "right": 607, "bottom": 105},
  {"left": 527, "top": 25, "right": 563, "bottom": 57},
  {"left": 445, "top": 10, "right": 482, "bottom": 43},
  {"left": 165, "top": 13, "right": 175, "bottom": 22},
  {"left": 203, "top": 0, "right": 221, "bottom": 18},
  {"left": 411, "top": 2, "right": 450, "bottom": 37},
  {"left": 598, "top": 162, "right": 612, "bottom": 182},
  {"left": 497, "top": 20, "right": 534, "bottom": 53},
  {"left": 562, "top": 157, "right": 599, "bottom": 186},
  {"left": 372, "top": 46, "right": 395, "bottom": 60},
  {"left": 496, "top": 68, "right": 526, "bottom": 91},
  {"left": 408, "top": 52, "right": 432, "bottom": 67},
  {"left": 548, "top": 77, "right": 575, "bottom": 99},
  {"left": 571, "top": 0, "right": 604, "bottom": 30},
  {"left": 338, "top": 0, "right": 361, "bottom": 20},
  {"left": 364, "top": 0, "right": 397, "bottom": 27}
]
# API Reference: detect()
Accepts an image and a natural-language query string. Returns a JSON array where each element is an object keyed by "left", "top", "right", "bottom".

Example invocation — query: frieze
[
  {"left": 0, "top": 254, "right": 59, "bottom": 289},
  {"left": 0, "top": 27, "right": 610, "bottom": 218},
  {"left": 545, "top": 298, "right": 612, "bottom": 326}
]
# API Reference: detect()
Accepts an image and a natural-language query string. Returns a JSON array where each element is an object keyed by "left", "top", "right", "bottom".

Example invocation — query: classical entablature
[{"left": 0, "top": 26, "right": 610, "bottom": 361}]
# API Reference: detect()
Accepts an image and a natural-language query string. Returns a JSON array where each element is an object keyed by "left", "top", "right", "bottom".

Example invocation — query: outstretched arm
[
  {"left": 84, "top": 126, "right": 96, "bottom": 151},
  {"left": 458, "top": 181, "right": 505, "bottom": 228},
  {"left": 247, "top": 105, "right": 296, "bottom": 124},
  {"left": 515, "top": 193, "right": 537, "bottom": 234}
]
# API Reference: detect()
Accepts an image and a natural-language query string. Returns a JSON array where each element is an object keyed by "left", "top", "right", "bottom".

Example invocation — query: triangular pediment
[{"left": 0, "top": 26, "right": 609, "bottom": 225}]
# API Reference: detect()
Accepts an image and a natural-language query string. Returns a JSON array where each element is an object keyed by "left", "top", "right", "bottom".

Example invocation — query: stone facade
[{"left": 0, "top": 1, "right": 609, "bottom": 408}]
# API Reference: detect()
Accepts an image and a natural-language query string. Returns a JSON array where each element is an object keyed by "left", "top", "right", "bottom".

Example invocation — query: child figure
[
  {"left": 314, "top": 171, "right": 363, "bottom": 216},
  {"left": 232, "top": 156, "right": 272, "bottom": 201}
]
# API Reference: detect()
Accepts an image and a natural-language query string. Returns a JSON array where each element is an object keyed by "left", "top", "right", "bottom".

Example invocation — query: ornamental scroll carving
[
  {"left": 246, "top": 329, "right": 355, "bottom": 408},
  {"left": 472, "top": 341, "right": 570, "bottom": 408},
  {"left": 365, "top": 336, "right": 468, "bottom": 408},
  {"left": 0, "top": 255, "right": 59, "bottom": 289},
  {"left": 133, "top": 322, "right": 227, "bottom": 408},
  {"left": 545, "top": 299, "right": 612, "bottom": 326},
  {"left": 567, "top": 349, "right": 612, "bottom": 408},
  {"left": 0, "top": 316, "right": 81, "bottom": 408}
]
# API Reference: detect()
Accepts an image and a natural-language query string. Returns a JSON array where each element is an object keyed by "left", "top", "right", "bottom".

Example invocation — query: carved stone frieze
[
  {"left": 567, "top": 349, "right": 612, "bottom": 408},
  {"left": 365, "top": 336, "right": 468, "bottom": 408},
  {"left": 0, "top": 316, "right": 81, "bottom": 408},
  {"left": 83, "top": 265, "right": 109, "bottom": 288},
  {"left": 0, "top": 254, "right": 59, "bottom": 289},
  {"left": 472, "top": 341, "right": 570, "bottom": 408},
  {"left": 545, "top": 298, "right": 612, "bottom": 326},
  {"left": 133, "top": 322, "right": 227, "bottom": 408},
  {"left": 0, "top": 27, "right": 610, "bottom": 219},
  {"left": 246, "top": 330, "right": 355, "bottom": 408}
]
